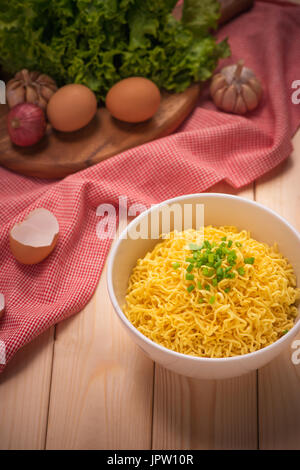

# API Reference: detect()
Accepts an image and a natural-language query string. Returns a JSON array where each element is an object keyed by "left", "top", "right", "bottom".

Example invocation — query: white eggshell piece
[{"left": 10, "top": 208, "right": 59, "bottom": 248}]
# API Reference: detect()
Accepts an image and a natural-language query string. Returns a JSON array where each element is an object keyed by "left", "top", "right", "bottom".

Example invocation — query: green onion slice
[
  {"left": 186, "top": 273, "right": 194, "bottom": 281},
  {"left": 189, "top": 243, "right": 202, "bottom": 251},
  {"left": 187, "top": 284, "right": 195, "bottom": 293}
]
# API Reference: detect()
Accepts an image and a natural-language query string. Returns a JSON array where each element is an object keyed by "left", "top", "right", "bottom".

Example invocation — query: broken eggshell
[
  {"left": 9, "top": 208, "right": 59, "bottom": 265},
  {"left": 0, "top": 294, "right": 5, "bottom": 318}
]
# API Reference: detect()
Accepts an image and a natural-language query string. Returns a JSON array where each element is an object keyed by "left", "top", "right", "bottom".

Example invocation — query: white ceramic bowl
[{"left": 107, "top": 194, "right": 300, "bottom": 379}]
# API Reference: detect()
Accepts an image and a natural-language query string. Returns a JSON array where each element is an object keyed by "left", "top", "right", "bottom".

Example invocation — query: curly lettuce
[{"left": 0, "top": 0, "right": 230, "bottom": 100}]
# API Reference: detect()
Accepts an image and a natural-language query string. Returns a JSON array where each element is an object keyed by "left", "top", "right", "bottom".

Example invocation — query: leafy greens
[{"left": 0, "top": 0, "right": 230, "bottom": 100}]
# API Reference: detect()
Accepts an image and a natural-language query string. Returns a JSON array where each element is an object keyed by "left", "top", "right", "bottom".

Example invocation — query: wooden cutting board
[
  {"left": 0, "top": 0, "right": 254, "bottom": 180},
  {"left": 0, "top": 84, "right": 200, "bottom": 179}
]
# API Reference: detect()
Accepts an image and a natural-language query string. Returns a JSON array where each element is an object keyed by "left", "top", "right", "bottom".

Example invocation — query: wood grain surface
[{"left": 0, "top": 85, "right": 200, "bottom": 180}]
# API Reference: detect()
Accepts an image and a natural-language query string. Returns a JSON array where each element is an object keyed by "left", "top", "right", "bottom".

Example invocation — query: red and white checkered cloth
[{"left": 0, "top": 0, "right": 300, "bottom": 372}]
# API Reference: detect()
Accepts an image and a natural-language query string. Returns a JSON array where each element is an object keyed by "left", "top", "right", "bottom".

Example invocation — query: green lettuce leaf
[
  {"left": 0, "top": 0, "right": 230, "bottom": 100},
  {"left": 182, "top": 0, "right": 221, "bottom": 37}
]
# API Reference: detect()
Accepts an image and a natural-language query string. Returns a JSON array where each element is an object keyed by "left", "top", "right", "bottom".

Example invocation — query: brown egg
[
  {"left": 10, "top": 208, "right": 59, "bottom": 265},
  {"left": 106, "top": 77, "right": 161, "bottom": 123},
  {"left": 47, "top": 84, "right": 97, "bottom": 132}
]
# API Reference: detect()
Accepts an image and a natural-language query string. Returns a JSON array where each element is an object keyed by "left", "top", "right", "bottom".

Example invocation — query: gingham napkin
[{"left": 0, "top": 0, "right": 300, "bottom": 371}]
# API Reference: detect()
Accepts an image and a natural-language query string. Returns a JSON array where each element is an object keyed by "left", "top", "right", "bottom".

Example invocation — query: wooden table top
[{"left": 0, "top": 128, "right": 299, "bottom": 450}]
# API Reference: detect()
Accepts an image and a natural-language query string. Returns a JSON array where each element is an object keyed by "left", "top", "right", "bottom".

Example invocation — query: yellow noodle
[{"left": 124, "top": 226, "right": 300, "bottom": 358}]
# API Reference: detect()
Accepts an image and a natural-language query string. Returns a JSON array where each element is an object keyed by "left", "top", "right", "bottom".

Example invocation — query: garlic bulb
[
  {"left": 6, "top": 69, "right": 57, "bottom": 111},
  {"left": 210, "top": 60, "right": 262, "bottom": 114}
]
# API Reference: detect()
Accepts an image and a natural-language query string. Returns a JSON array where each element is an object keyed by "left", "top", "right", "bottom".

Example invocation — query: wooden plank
[
  {"left": 152, "top": 366, "right": 257, "bottom": 450},
  {"left": 45, "top": 253, "right": 154, "bottom": 450},
  {"left": 0, "top": 328, "right": 54, "bottom": 450},
  {"left": 256, "top": 129, "right": 300, "bottom": 450},
  {"left": 152, "top": 184, "right": 258, "bottom": 450}
]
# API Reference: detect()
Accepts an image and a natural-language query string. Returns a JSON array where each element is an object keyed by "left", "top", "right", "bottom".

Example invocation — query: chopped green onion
[
  {"left": 202, "top": 267, "right": 209, "bottom": 276},
  {"left": 227, "top": 256, "right": 236, "bottom": 266},
  {"left": 225, "top": 272, "right": 235, "bottom": 279},
  {"left": 183, "top": 237, "right": 254, "bottom": 298},
  {"left": 198, "top": 298, "right": 204, "bottom": 304},
  {"left": 186, "top": 273, "right": 194, "bottom": 281},
  {"left": 189, "top": 243, "right": 202, "bottom": 251},
  {"left": 282, "top": 329, "right": 289, "bottom": 335},
  {"left": 216, "top": 267, "right": 224, "bottom": 277},
  {"left": 208, "top": 253, "right": 215, "bottom": 263},
  {"left": 216, "top": 268, "right": 224, "bottom": 282},
  {"left": 172, "top": 262, "right": 180, "bottom": 269}
]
